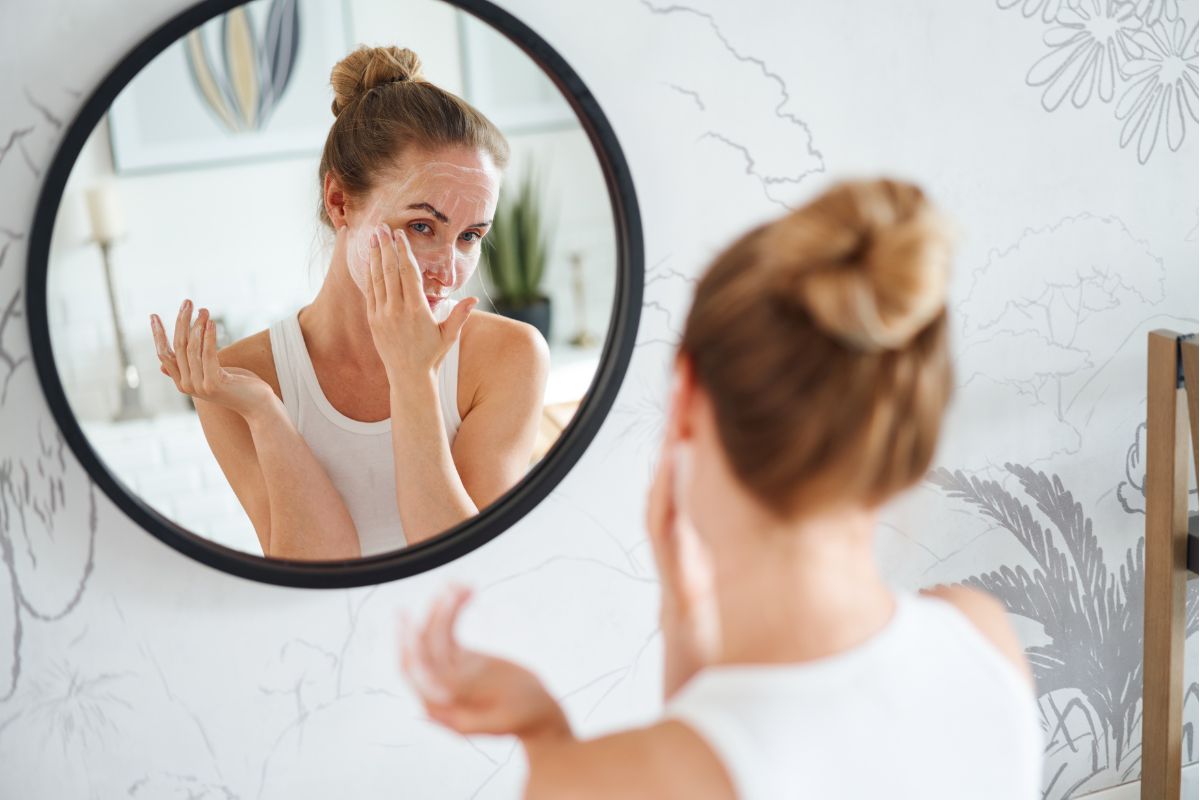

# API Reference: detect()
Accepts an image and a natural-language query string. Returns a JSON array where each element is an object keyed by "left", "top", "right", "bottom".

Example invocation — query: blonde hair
[
  {"left": 679, "top": 178, "right": 955, "bottom": 518},
  {"left": 318, "top": 45, "right": 510, "bottom": 226}
]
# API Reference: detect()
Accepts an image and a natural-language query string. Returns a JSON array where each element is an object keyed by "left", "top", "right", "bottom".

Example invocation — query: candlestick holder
[
  {"left": 86, "top": 182, "right": 147, "bottom": 421},
  {"left": 96, "top": 238, "right": 148, "bottom": 421},
  {"left": 568, "top": 250, "right": 597, "bottom": 348}
]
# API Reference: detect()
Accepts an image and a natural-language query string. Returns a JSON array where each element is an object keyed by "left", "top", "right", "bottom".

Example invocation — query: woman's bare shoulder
[
  {"left": 457, "top": 308, "right": 549, "bottom": 403},
  {"left": 460, "top": 308, "right": 549, "bottom": 363}
]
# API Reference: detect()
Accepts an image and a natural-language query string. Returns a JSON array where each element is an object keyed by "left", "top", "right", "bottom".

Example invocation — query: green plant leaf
[{"left": 482, "top": 162, "right": 550, "bottom": 307}]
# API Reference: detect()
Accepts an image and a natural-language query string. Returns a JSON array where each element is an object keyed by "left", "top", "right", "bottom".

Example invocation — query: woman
[
  {"left": 148, "top": 46, "right": 549, "bottom": 560},
  {"left": 402, "top": 180, "right": 1043, "bottom": 798}
]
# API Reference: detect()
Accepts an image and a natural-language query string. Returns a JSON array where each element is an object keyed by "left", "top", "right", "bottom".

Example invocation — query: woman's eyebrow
[
  {"left": 407, "top": 202, "right": 449, "bottom": 223},
  {"left": 469, "top": 220, "right": 492, "bottom": 229}
]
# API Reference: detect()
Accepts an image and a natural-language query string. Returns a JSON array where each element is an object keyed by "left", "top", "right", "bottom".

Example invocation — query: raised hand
[
  {"left": 647, "top": 403, "right": 721, "bottom": 697},
  {"left": 150, "top": 299, "right": 275, "bottom": 419},
  {"left": 365, "top": 224, "right": 477, "bottom": 381},
  {"left": 400, "top": 585, "right": 570, "bottom": 741}
]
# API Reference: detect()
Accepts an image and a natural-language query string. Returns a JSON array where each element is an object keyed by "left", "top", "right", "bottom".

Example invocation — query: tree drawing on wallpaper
[
  {"left": 184, "top": 0, "right": 300, "bottom": 133},
  {"left": 954, "top": 212, "right": 1171, "bottom": 470},
  {"left": 0, "top": 228, "right": 28, "bottom": 406},
  {"left": 999, "top": 0, "right": 1198, "bottom": 164},
  {"left": 931, "top": 463, "right": 1198, "bottom": 799},
  {"left": 0, "top": 92, "right": 99, "bottom": 710},
  {"left": 639, "top": 0, "right": 825, "bottom": 208},
  {"left": 609, "top": 0, "right": 829, "bottom": 457}
]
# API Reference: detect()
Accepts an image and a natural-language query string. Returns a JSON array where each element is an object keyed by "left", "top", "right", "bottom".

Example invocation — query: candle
[{"left": 85, "top": 182, "right": 127, "bottom": 243}]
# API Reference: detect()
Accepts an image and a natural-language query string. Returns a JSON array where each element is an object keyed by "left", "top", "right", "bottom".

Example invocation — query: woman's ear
[
  {"left": 667, "top": 353, "right": 698, "bottom": 444},
  {"left": 324, "top": 172, "right": 349, "bottom": 228}
]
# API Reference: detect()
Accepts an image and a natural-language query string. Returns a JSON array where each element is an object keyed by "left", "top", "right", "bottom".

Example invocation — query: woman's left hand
[
  {"left": 366, "top": 223, "right": 477, "bottom": 381},
  {"left": 400, "top": 585, "right": 571, "bottom": 741}
]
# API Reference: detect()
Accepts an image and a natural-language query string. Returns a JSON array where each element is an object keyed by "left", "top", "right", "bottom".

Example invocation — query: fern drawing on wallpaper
[
  {"left": 932, "top": 463, "right": 1198, "bottom": 799},
  {"left": 999, "top": 0, "right": 1199, "bottom": 164}
]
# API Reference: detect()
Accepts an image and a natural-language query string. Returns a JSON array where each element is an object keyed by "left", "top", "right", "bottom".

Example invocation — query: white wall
[{"left": 0, "top": 1, "right": 1196, "bottom": 798}]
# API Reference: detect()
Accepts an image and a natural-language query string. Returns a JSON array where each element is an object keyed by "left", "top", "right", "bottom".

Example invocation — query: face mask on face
[{"left": 345, "top": 161, "right": 499, "bottom": 308}]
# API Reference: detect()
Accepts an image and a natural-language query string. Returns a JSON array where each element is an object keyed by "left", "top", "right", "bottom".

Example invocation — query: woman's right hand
[
  {"left": 647, "top": 398, "right": 721, "bottom": 698},
  {"left": 150, "top": 299, "right": 276, "bottom": 420}
]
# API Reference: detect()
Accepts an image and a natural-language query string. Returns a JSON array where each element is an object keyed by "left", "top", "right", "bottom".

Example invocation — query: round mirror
[{"left": 26, "top": 0, "right": 641, "bottom": 587}]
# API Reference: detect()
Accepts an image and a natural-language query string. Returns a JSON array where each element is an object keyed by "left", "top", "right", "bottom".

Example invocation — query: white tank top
[
  {"left": 267, "top": 300, "right": 463, "bottom": 556},
  {"left": 665, "top": 591, "right": 1043, "bottom": 800}
]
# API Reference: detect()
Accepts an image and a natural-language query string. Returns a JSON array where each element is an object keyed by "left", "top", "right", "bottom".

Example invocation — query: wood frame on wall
[{"left": 1141, "top": 330, "right": 1198, "bottom": 800}]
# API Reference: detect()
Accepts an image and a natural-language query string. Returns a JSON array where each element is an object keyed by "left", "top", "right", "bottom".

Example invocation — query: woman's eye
[
  {"left": 460, "top": 231, "right": 481, "bottom": 243},
  {"left": 410, "top": 222, "right": 432, "bottom": 235}
]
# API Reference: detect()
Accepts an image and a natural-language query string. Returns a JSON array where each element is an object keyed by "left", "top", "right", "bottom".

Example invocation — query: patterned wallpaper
[{"left": 0, "top": 0, "right": 1196, "bottom": 797}]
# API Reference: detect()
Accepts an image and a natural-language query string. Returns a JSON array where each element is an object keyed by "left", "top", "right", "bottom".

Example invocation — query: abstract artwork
[
  {"left": 183, "top": 0, "right": 301, "bottom": 134},
  {"left": 107, "top": 0, "right": 349, "bottom": 173}
]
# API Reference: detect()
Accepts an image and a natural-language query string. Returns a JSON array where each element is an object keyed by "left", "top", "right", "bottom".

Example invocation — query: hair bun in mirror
[{"left": 330, "top": 45, "right": 425, "bottom": 116}]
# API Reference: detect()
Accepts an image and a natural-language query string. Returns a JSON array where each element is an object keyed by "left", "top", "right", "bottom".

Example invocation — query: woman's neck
[
  {"left": 706, "top": 506, "right": 895, "bottom": 667},
  {"left": 300, "top": 249, "right": 385, "bottom": 375}
]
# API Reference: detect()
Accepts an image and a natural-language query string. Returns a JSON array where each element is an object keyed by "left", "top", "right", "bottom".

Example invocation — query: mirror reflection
[{"left": 46, "top": 0, "right": 617, "bottom": 559}]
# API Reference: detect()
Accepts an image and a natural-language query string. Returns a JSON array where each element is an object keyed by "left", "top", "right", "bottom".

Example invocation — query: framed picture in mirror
[{"left": 108, "top": 0, "right": 353, "bottom": 172}]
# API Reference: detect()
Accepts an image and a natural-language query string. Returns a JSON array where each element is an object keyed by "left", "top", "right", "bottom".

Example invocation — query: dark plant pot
[{"left": 494, "top": 295, "right": 552, "bottom": 341}]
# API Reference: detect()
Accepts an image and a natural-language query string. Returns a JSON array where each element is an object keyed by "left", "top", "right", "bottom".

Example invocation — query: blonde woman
[
  {"left": 403, "top": 180, "right": 1043, "bottom": 799},
  {"left": 149, "top": 46, "right": 548, "bottom": 560}
]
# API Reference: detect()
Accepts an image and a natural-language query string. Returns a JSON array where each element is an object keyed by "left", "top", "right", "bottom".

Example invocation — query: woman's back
[
  {"left": 665, "top": 590, "right": 1042, "bottom": 800},
  {"left": 399, "top": 180, "right": 1044, "bottom": 799}
]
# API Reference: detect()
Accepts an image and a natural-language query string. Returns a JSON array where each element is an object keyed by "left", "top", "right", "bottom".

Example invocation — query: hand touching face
[
  {"left": 346, "top": 151, "right": 500, "bottom": 311},
  {"left": 364, "top": 224, "right": 478, "bottom": 380}
]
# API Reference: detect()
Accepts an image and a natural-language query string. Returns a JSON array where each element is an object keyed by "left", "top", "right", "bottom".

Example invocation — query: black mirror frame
[{"left": 25, "top": 0, "right": 643, "bottom": 588}]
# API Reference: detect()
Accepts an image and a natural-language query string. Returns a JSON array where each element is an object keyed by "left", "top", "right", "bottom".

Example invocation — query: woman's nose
[{"left": 425, "top": 246, "right": 457, "bottom": 287}]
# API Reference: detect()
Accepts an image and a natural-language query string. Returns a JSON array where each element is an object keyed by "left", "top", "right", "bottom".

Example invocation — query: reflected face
[{"left": 345, "top": 147, "right": 501, "bottom": 313}]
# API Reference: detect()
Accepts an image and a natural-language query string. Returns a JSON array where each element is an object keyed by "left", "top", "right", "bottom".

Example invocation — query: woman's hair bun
[
  {"left": 759, "top": 179, "right": 955, "bottom": 352},
  {"left": 330, "top": 45, "right": 425, "bottom": 117}
]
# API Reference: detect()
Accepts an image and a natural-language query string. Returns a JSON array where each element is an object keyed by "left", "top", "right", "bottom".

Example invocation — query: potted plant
[{"left": 482, "top": 165, "right": 552, "bottom": 340}]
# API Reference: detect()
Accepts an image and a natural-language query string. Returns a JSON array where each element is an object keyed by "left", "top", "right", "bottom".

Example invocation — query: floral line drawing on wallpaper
[
  {"left": 185, "top": 0, "right": 301, "bottom": 134},
  {"left": 1000, "top": 0, "right": 1182, "bottom": 26},
  {"left": 0, "top": 422, "right": 99, "bottom": 704},
  {"left": 931, "top": 462, "right": 1198, "bottom": 799},
  {"left": 1116, "top": 421, "right": 1198, "bottom": 514},
  {"left": 1000, "top": 0, "right": 1199, "bottom": 164}
]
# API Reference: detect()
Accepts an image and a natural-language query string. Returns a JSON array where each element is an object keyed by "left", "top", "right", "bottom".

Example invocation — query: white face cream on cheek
[
  {"left": 346, "top": 227, "right": 374, "bottom": 294},
  {"left": 450, "top": 249, "right": 480, "bottom": 288},
  {"left": 350, "top": 161, "right": 498, "bottom": 293}
]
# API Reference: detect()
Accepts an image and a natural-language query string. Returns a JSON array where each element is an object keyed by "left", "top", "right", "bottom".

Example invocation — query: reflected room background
[{"left": 45, "top": 0, "right": 617, "bottom": 555}]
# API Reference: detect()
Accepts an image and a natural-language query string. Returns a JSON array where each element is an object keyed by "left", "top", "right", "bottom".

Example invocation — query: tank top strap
[
  {"left": 436, "top": 298, "right": 464, "bottom": 436},
  {"left": 267, "top": 314, "right": 302, "bottom": 428},
  {"left": 439, "top": 331, "right": 463, "bottom": 433},
  {"left": 269, "top": 303, "right": 463, "bottom": 440},
  {"left": 665, "top": 686, "right": 768, "bottom": 800}
]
